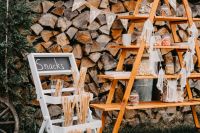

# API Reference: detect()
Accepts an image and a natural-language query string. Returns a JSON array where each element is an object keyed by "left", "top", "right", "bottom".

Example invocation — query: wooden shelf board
[
  {"left": 118, "top": 15, "right": 200, "bottom": 22},
  {"left": 109, "top": 44, "right": 190, "bottom": 49},
  {"left": 99, "top": 72, "right": 181, "bottom": 80},
  {"left": 126, "top": 101, "right": 200, "bottom": 110},
  {"left": 98, "top": 72, "right": 200, "bottom": 80},
  {"left": 90, "top": 101, "right": 200, "bottom": 111},
  {"left": 192, "top": 98, "right": 200, "bottom": 101},
  {"left": 188, "top": 73, "right": 200, "bottom": 79},
  {"left": 90, "top": 103, "right": 121, "bottom": 111}
]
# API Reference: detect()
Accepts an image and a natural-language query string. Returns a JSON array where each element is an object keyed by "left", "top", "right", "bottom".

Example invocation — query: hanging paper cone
[
  {"left": 89, "top": 6, "right": 102, "bottom": 24},
  {"left": 156, "top": 68, "right": 165, "bottom": 93},
  {"left": 72, "top": 0, "right": 86, "bottom": 11},
  {"left": 100, "top": 0, "right": 109, "bottom": 9},
  {"left": 106, "top": 13, "right": 117, "bottom": 30},
  {"left": 188, "top": 36, "right": 195, "bottom": 54},
  {"left": 118, "top": 13, "right": 129, "bottom": 30},
  {"left": 184, "top": 51, "right": 194, "bottom": 76},
  {"left": 169, "top": 0, "right": 176, "bottom": 11},
  {"left": 188, "top": 23, "right": 198, "bottom": 38},
  {"left": 180, "top": 68, "right": 187, "bottom": 90},
  {"left": 149, "top": 36, "right": 156, "bottom": 51},
  {"left": 141, "top": 19, "right": 154, "bottom": 44}
]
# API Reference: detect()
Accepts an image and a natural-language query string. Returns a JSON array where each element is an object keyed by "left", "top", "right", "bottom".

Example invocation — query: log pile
[{"left": 28, "top": 0, "right": 200, "bottom": 127}]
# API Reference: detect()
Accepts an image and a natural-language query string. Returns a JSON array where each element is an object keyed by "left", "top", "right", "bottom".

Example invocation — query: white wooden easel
[{"left": 28, "top": 53, "right": 101, "bottom": 133}]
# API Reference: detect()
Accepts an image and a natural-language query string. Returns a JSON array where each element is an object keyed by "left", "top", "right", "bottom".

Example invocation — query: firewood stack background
[{"left": 28, "top": 0, "right": 200, "bottom": 128}]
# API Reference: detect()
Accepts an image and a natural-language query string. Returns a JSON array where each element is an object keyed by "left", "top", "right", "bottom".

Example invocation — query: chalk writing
[{"left": 35, "top": 57, "right": 70, "bottom": 71}]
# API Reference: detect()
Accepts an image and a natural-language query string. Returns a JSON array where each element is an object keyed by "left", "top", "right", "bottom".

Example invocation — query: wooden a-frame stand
[{"left": 91, "top": 0, "right": 200, "bottom": 132}]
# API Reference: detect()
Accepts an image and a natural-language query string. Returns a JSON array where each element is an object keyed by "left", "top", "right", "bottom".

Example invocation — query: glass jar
[
  {"left": 154, "top": 33, "right": 162, "bottom": 46},
  {"left": 161, "top": 34, "right": 171, "bottom": 46},
  {"left": 129, "top": 90, "right": 139, "bottom": 106},
  {"left": 177, "top": 85, "right": 184, "bottom": 102}
]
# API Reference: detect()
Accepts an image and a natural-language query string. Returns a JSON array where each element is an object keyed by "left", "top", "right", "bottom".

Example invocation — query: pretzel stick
[
  {"left": 75, "top": 96, "right": 81, "bottom": 124},
  {"left": 97, "top": 128, "right": 100, "bottom": 133},
  {"left": 62, "top": 97, "right": 73, "bottom": 126},
  {"left": 72, "top": 96, "right": 77, "bottom": 109},
  {"left": 69, "top": 100, "right": 73, "bottom": 126},
  {"left": 86, "top": 128, "right": 92, "bottom": 133},
  {"left": 75, "top": 67, "right": 87, "bottom": 94},
  {"left": 54, "top": 79, "right": 62, "bottom": 97},
  {"left": 80, "top": 94, "right": 83, "bottom": 123},
  {"left": 62, "top": 97, "right": 67, "bottom": 126}
]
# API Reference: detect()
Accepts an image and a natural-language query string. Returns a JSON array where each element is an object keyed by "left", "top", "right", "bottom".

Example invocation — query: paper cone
[
  {"left": 106, "top": 13, "right": 116, "bottom": 30},
  {"left": 72, "top": 0, "right": 86, "bottom": 11},
  {"left": 90, "top": 6, "right": 102, "bottom": 24}
]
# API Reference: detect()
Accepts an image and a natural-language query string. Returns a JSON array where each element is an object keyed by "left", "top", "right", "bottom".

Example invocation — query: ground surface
[{"left": 104, "top": 124, "right": 199, "bottom": 133}]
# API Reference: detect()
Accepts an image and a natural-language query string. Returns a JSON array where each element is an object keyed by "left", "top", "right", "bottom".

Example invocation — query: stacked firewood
[
  {"left": 28, "top": 0, "right": 137, "bottom": 101},
  {"left": 28, "top": 0, "right": 200, "bottom": 126}
]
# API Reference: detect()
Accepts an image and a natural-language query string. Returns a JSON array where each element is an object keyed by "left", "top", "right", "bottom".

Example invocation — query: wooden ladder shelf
[{"left": 90, "top": 0, "right": 200, "bottom": 132}]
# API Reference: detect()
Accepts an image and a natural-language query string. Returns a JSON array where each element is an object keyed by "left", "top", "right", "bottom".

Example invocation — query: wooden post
[
  {"left": 127, "top": 0, "right": 142, "bottom": 34},
  {"left": 113, "top": 0, "right": 160, "bottom": 132},
  {"left": 100, "top": 50, "right": 127, "bottom": 133},
  {"left": 171, "top": 22, "right": 200, "bottom": 128},
  {"left": 112, "top": 40, "right": 146, "bottom": 133},
  {"left": 182, "top": 0, "right": 200, "bottom": 67},
  {"left": 168, "top": 0, "right": 200, "bottom": 127},
  {"left": 182, "top": 0, "right": 200, "bottom": 128}
]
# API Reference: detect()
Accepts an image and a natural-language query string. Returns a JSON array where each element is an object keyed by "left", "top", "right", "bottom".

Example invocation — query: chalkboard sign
[{"left": 35, "top": 57, "right": 70, "bottom": 71}]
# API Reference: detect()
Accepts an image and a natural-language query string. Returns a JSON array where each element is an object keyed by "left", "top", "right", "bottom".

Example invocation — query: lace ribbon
[
  {"left": 184, "top": 51, "right": 194, "bottom": 76},
  {"left": 141, "top": 19, "right": 154, "bottom": 45},
  {"left": 166, "top": 80, "right": 177, "bottom": 102},
  {"left": 180, "top": 68, "right": 187, "bottom": 90},
  {"left": 157, "top": 68, "right": 165, "bottom": 93}
]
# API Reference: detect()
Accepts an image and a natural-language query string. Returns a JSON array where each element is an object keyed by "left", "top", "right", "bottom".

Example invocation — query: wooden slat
[
  {"left": 118, "top": 15, "right": 200, "bottom": 22},
  {"left": 52, "top": 120, "right": 102, "bottom": 132},
  {"left": 98, "top": 72, "right": 200, "bottom": 80},
  {"left": 43, "top": 87, "right": 75, "bottom": 94},
  {"left": 192, "top": 98, "right": 200, "bottom": 101},
  {"left": 188, "top": 73, "right": 200, "bottom": 79},
  {"left": 109, "top": 44, "right": 190, "bottom": 49},
  {"left": 44, "top": 93, "right": 93, "bottom": 104},
  {"left": 38, "top": 70, "right": 72, "bottom": 76},
  {"left": 99, "top": 72, "right": 181, "bottom": 79},
  {"left": 126, "top": 101, "right": 200, "bottom": 110},
  {"left": 90, "top": 101, "right": 200, "bottom": 111},
  {"left": 90, "top": 103, "right": 121, "bottom": 111}
]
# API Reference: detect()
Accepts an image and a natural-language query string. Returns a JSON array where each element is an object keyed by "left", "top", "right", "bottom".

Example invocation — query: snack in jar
[
  {"left": 161, "top": 34, "right": 171, "bottom": 46},
  {"left": 129, "top": 90, "right": 139, "bottom": 106}
]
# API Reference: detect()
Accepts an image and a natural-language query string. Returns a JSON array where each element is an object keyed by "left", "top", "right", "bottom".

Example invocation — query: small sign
[{"left": 35, "top": 57, "right": 70, "bottom": 71}]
